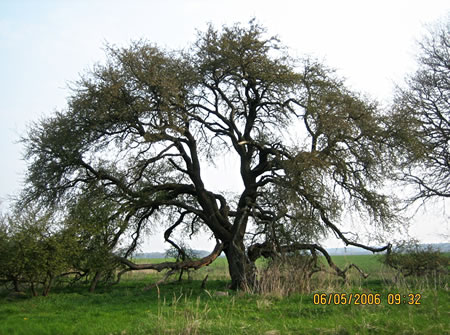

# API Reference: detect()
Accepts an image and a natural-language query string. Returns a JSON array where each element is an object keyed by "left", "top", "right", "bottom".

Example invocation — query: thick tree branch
[
  {"left": 116, "top": 242, "right": 224, "bottom": 272},
  {"left": 248, "top": 242, "right": 369, "bottom": 279}
]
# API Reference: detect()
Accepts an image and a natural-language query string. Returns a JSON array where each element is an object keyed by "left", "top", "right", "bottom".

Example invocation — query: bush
[
  {"left": 381, "top": 244, "right": 449, "bottom": 278},
  {"left": 0, "top": 210, "right": 73, "bottom": 296}
]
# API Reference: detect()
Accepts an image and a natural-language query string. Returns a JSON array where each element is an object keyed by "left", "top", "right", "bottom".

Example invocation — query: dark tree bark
[
  {"left": 224, "top": 239, "right": 256, "bottom": 290},
  {"left": 89, "top": 271, "right": 102, "bottom": 293},
  {"left": 117, "top": 242, "right": 223, "bottom": 273},
  {"left": 13, "top": 278, "right": 20, "bottom": 293},
  {"left": 42, "top": 275, "right": 54, "bottom": 296},
  {"left": 30, "top": 282, "right": 38, "bottom": 297}
]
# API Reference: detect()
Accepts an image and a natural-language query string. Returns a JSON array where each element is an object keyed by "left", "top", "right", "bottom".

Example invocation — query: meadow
[{"left": 0, "top": 254, "right": 448, "bottom": 335}]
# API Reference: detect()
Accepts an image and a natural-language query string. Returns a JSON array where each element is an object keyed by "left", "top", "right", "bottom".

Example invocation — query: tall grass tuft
[
  {"left": 253, "top": 255, "right": 319, "bottom": 297},
  {"left": 155, "top": 289, "right": 212, "bottom": 335}
]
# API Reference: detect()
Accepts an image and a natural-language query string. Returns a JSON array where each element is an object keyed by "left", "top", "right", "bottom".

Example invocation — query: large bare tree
[{"left": 24, "top": 22, "right": 399, "bottom": 289}]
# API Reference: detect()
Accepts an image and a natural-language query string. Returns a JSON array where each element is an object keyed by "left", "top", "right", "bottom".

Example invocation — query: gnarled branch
[
  {"left": 248, "top": 241, "right": 369, "bottom": 280},
  {"left": 116, "top": 241, "right": 223, "bottom": 272}
]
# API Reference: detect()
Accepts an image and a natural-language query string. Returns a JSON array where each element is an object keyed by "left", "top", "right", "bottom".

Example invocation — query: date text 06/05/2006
[{"left": 313, "top": 293, "right": 422, "bottom": 305}]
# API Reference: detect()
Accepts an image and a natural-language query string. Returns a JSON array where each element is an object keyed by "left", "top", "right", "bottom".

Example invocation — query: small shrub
[{"left": 381, "top": 244, "right": 449, "bottom": 278}]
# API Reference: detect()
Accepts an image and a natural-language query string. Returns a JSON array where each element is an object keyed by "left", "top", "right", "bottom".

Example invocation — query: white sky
[{"left": 1, "top": 0, "right": 448, "bottom": 252}]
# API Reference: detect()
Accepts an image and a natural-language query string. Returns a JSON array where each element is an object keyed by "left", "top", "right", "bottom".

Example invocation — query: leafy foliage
[
  {"left": 63, "top": 186, "right": 128, "bottom": 287},
  {"left": 393, "top": 19, "right": 450, "bottom": 200},
  {"left": 382, "top": 243, "right": 449, "bottom": 277},
  {"left": 21, "top": 21, "right": 409, "bottom": 289},
  {"left": 0, "top": 207, "right": 74, "bottom": 295}
]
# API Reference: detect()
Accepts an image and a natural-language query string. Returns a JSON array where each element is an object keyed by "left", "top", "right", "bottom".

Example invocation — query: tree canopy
[
  {"left": 23, "top": 21, "right": 404, "bottom": 289},
  {"left": 393, "top": 20, "right": 450, "bottom": 201}
]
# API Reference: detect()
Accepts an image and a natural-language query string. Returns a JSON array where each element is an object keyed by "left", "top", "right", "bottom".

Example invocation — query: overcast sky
[{"left": 1, "top": 0, "right": 448, "bottom": 251}]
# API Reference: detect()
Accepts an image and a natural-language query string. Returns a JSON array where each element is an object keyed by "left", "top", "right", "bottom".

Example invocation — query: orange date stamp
[{"left": 313, "top": 293, "right": 421, "bottom": 305}]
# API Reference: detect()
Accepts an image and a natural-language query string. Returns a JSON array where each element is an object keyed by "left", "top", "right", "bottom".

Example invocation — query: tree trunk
[
  {"left": 42, "top": 276, "right": 53, "bottom": 296},
  {"left": 224, "top": 239, "right": 256, "bottom": 290},
  {"left": 30, "top": 282, "right": 38, "bottom": 297},
  {"left": 89, "top": 271, "right": 102, "bottom": 293},
  {"left": 13, "top": 278, "right": 20, "bottom": 292}
]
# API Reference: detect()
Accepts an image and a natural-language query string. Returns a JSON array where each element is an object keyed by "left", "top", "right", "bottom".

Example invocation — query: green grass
[{"left": 1, "top": 255, "right": 449, "bottom": 335}]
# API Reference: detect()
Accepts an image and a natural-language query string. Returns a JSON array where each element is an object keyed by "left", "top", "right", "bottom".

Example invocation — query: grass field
[{"left": 0, "top": 255, "right": 448, "bottom": 335}]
